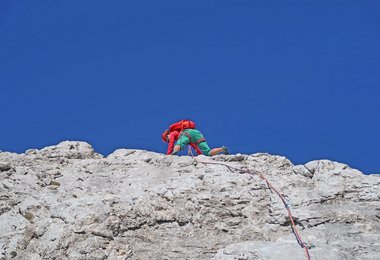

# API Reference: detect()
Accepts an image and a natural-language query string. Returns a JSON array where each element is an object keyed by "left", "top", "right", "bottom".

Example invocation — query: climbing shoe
[{"left": 222, "top": 146, "right": 230, "bottom": 155}]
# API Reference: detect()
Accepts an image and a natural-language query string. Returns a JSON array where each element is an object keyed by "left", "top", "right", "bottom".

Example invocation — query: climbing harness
[
  {"left": 182, "top": 131, "right": 206, "bottom": 145},
  {"left": 187, "top": 148, "right": 311, "bottom": 260}
]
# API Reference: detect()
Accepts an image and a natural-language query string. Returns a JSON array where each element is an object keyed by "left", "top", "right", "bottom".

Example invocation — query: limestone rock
[
  {"left": 37, "top": 141, "right": 103, "bottom": 159},
  {"left": 0, "top": 141, "right": 379, "bottom": 260},
  {"left": 0, "top": 162, "right": 12, "bottom": 172},
  {"left": 293, "top": 165, "right": 313, "bottom": 178}
]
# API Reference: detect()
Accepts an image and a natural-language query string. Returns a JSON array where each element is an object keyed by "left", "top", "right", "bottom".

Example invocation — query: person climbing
[
  {"left": 161, "top": 119, "right": 229, "bottom": 156},
  {"left": 162, "top": 129, "right": 202, "bottom": 155}
]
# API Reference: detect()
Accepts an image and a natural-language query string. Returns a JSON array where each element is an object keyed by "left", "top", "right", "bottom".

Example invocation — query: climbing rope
[{"left": 187, "top": 147, "right": 311, "bottom": 260}]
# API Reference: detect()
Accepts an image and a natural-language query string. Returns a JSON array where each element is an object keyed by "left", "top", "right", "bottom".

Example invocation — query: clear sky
[{"left": 1, "top": 1, "right": 379, "bottom": 173}]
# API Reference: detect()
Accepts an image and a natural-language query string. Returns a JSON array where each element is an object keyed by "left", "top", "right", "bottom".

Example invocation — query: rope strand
[{"left": 187, "top": 151, "right": 311, "bottom": 260}]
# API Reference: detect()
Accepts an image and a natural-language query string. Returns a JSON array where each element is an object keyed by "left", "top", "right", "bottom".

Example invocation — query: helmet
[{"left": 161, "top": 129, "right": 170, "bottom": 143}]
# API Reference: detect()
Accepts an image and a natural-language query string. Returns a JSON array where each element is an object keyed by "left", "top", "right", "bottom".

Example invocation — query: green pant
[{"left": 175, "top": 129, "right": 211, "bottom": 156}]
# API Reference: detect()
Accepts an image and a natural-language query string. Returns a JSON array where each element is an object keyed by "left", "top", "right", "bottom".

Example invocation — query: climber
[
  {"left": 161, "top": 119, "right": 229, "bottom": 156},
  {"left": 162, "top": 129, "right": 202, "bottom": 155}
]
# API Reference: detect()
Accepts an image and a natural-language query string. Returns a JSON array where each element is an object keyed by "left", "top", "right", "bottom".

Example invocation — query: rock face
[{"left": 0, "top": 141, "right": 379, "bottom": 260}]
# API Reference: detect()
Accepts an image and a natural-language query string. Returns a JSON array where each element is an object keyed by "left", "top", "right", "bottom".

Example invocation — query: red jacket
[{"left": 166, "top": 131, "right": 202, "bottom": 155}]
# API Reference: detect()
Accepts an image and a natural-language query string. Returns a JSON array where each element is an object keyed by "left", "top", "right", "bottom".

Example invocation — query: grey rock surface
[{"left": 0, "top": 141, "right": 379, "bottom": 260}]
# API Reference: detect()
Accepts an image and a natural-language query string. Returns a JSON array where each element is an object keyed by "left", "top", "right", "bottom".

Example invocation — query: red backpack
[{"left": 169, "top": 120, "right": 196, "bottom": 133}]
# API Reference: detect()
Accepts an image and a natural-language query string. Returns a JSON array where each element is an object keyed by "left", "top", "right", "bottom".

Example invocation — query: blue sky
[{"left": 1, "top": 1, "right": 379, "bottom": 173}]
